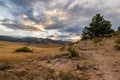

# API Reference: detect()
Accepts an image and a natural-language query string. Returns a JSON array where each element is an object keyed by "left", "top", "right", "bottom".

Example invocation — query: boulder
[{"left": 0, "top": 63, "right": 12, "bottom": 70}]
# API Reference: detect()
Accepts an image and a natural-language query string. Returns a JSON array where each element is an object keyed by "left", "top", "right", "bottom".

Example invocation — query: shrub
[
  {"left": 68, "top": 42, "right": 75, "bottom": 46},
  {"left": 68, "top": 41, "right": 80, "bottom": 46},
  {"left": 14, "top": 47, "right": 33, "bottom": 53},
  {"left": 67, "top": 48, "right": 79, "bottom": 57},
  {"left": 114, "top": 38, "right": 120, "bottom": 51},
  {"left": 93, "top": 38, "right": 102, "bottom": 43},
  {"left": 114, "top": 45, "right": 120, "bottom": 51},
  {"left": 59, "top": 46, "right": 66, "bottom": 51},
  {"left": 115, "top": 39, "right": 120, "bottom": 44},
  {"left": 59, "top": 71, "right": 74, "bottom": 80},
  {"left": 47, "top": 68, "right": 55, "bottom": 75},
  {"left": 118, "top": 26, "right": 120, "bottom": 31},
  {"left": 103, "top": 34, "right": 113, "bottom": 37}
]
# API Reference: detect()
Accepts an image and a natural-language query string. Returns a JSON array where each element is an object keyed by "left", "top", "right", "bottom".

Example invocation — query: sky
[{"left": 0, "top": 0, "right": 120, "bottom": 41}]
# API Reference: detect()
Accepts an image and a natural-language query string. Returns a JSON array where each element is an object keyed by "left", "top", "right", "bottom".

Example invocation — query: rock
[
  {"left": 53, "top": 52, "right": 69, "bottom": 59},
  {"left": 25, "top": 67, "right": 31, "bottom": 70},
  {"left": 46, "top": 60, "right": 51, "bottom": 63},
  {"left": 113, "top": 69, "right": 119, "bottom": 72},
  {"left": 0, "top": 63, "right": 12, "bottom": 70},
  {"left": 38, "top": 55, "right": 52, "bottom": 61},
  {"left": 75, "top": 70, "right": 82, "bottom": 74},
  {"left": 8, "top": 68, "right": 27, "bottom": 77},
  {"left": 96, "top": 71, "right": 102, "bottom": 76},
  {"left": 54, "top": 71, "right": 60, "bottom": 77},
  {"left": 51, "top": 59, "right": 62, "bottom": 63},
  {"left": 76, "top": 64, "right": 88, "bottom": 70},
  {"left": 93, "top": 65, "right": 99, "bottom": 70},
  {"left": 89, "top": 65, "right": 99, "bottom": 70},
  {"left": 60, "top": 52, "right": 69, "bottom": 56}
]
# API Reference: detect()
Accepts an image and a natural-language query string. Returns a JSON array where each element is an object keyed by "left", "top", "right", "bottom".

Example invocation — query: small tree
[{"left": 82, "top": 14, "right": 114, "bottom": 39}]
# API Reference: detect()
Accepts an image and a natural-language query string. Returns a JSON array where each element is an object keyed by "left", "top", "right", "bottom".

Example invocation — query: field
[
  {"left": 0, "top": 41, "right": 61, "bottom": 63},
  {"left": 0, "top": 37, "right": 120, "bottom": 80}
]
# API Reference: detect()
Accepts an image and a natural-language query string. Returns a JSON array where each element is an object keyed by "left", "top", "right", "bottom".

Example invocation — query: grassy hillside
[
  {"left": 0, "top": 41, "right": 60, "bottom": 63},
  {"left": 0, "top": 35, "right": 120, "bottom": 80}
]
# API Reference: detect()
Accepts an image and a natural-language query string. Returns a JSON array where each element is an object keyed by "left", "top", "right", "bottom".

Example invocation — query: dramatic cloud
[
  {"left": 0, "top": 18, "right": 44, "bottom": 31},
  {"left": 0, "top": 0, "right": 120, "bottom": 41},
  {"left": 0, "top": 0, "right": 9, "bottom": 8}
]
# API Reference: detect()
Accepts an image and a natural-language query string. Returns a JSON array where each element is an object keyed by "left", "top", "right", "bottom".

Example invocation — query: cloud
[
  {"left": 0, "top": 25, "right": 14, "bottom": 32},
  {"left": 0, "top": 0, "right": 120, "bottom": 41},
  {"left": 47, "top": 34, "right": 58, "bottom": 40},
  {"left": 59, "top": 25, "right": 83, "bottom": 35},
  {"left": 0, "top": 0, "right": 10, "bottom": 8},
  {"left": 0, "top": 16, "right": 4, "bottom": 20},
  {"left": 56, "top": 34, "right": 81, "bottom": 41},
  {"left": 0, "top": 18, "right": 44, "bottom": 31}
]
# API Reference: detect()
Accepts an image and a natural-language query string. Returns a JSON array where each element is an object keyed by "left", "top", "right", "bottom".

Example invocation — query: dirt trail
[
  {"left": 90, "top": 52, "right": 120, "bottom": 80},
  {"left": 75, "top": 39, "right": 120, "bottom": 80}
]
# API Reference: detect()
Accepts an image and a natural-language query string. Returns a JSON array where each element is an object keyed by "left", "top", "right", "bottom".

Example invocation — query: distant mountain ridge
[{"left": 0, "top": 35, "right": 69, "bottom": 45}]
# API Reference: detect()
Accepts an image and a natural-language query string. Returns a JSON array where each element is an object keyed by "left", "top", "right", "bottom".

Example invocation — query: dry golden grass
[{"left": 0, "top": 41, "right": 61, "bottom": 63}]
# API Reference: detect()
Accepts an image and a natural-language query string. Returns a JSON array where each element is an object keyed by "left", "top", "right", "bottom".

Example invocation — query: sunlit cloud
[
  {"left": 0, "top": 25, "right": 14, "bottom": 32},
  {"left": 0, "top": 16, "right": 4, "bottom": 20},
  {"left": 21, "top": 20, "right": 45, "bottom": 31}
]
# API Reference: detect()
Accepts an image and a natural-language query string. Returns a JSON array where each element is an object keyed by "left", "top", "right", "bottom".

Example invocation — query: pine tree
[{"left": 82, "top": 14, "right": 114, "bottom": 39}]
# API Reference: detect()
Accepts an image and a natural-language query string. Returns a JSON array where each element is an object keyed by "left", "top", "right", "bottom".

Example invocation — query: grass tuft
[
  {"left": 114, "top": 38, "right": 120, "bottom": 51},
  {"left": 93, "top": 37, "right": 103, "bottom": 43}
]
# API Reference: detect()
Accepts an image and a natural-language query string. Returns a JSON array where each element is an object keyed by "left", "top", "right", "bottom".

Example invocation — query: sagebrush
[{"left": 14, "top": 47, "right": 33, "bottom": 53}]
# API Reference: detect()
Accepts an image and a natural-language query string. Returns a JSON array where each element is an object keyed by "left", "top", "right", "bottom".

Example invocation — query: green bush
[
  {"left": 93, "top": 38, "right": 102, "bottom": 43},
  {"left": 67, "top": 48, "right": 79, "bottom": 57},
  {"left": 14, "top": 47, "right": 33, "bottom": 53}
]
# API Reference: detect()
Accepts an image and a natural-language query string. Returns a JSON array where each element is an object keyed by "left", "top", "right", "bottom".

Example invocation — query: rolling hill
[{"left": 0, "top": 35, "right": 69, "bottom": 45}]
